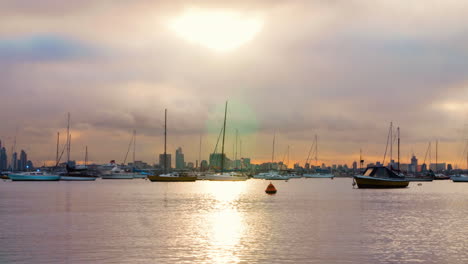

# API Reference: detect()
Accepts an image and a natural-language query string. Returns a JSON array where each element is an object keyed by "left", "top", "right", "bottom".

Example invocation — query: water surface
[{"left": 0, "top": 178, "right": 467, "bottom": 263}]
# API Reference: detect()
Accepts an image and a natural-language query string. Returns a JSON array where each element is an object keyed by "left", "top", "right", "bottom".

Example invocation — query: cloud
[{"left": 1, "top": 1, "right": 468, "bottom": 166}]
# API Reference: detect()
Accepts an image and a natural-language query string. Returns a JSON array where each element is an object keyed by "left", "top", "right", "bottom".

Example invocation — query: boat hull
[
  {"left": 203, "top": 175, "right": 248, "bottom": 181},
  {"left": 406, "top": 178, "right": 433, "bottom": 182},
  {"left": 451, "top": 176, "right": 468, "bottom": 182},
  {"left": 354, "top": 176, "right": 409, "bottom": 188},
  {"left": 101, "top": 174, "right": 134, "bottom": 179},
  {"left": 8, "top": 174, "right": 60, "bottom": 181},
  {"left": 304, "top": 174, "right": 334, "bottom": 178},
  {"left": 147, "top": 175, "right": 197, "bottom": 182},
  {"left": 60, "top": 176, "right": 97, "bottom": 181}
]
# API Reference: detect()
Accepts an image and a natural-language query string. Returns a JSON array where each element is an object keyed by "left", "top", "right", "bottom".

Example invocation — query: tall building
[
  {"left": 411, "top": 155, "right": 418, "bottom": 173},
  {"left": 352, "top": 161, "right": 357, "bottom": 171},
  {"left": 159, "top": 154, "right": 172, "bottom": 170},
  {"left": 242, "top": 158, "right": 251, "bottom": 169},
  {"left": 19, "top": 150, "right": 27, "bottom": 171},
  {"left": 175, "top": 147, "right": 185, "bottom": 169},
  {"left": 0, "top": 142, "right": 7, "bottom": 171},
  {"left": 200, "top": 160, "right": 208, "bottom": 171},
  {"left": 11, "top": 152, "right": 18, "bottom": 171}
]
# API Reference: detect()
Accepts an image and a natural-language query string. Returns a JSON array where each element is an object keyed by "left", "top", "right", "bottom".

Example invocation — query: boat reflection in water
[{"left": 354, "top": 166, "right": 409, "bottom": 188}]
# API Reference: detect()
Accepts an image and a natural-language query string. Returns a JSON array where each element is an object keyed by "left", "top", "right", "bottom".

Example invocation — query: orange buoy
[{"left": 265, "top": 182, "right": 277, "bottom": 194}]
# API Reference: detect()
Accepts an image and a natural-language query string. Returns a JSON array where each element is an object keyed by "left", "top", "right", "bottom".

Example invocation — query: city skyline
[{"left": 1, "top": 1, "right": 468, "bottom": 167}]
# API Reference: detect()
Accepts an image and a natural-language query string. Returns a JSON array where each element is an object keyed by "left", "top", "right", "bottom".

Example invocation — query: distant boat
[
  {"left": 255, "top": 171, "right": 288, "bottom": 180},
  {"left": 451, "top": 175, "right": 468, "bottom": 182},
  {"left": 303, "top": 173, "right": 334, "bottom": 178},
  {"left": 101, "top": 165, "right": 134, "bottom": 179},
  {"left": 60, "top": 166, "right": 97, "bottom": 181},
  {"left": 354, "top": 166, "right": 409, "bottom": 188},
  {"left": 9, "top": 171, "right": 60, "bottom": 181},
  {"left": 148, "top": 172, "right": 197, "bottom": 182},
  {"left": 203, "top": 172, "right": 248, "bottom": 181},
  {"left": 434, "top": 173, "right": 450, "bottom": 180}
]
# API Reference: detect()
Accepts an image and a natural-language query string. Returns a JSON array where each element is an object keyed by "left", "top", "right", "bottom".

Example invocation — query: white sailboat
[
  {"left": 204, "top": 101, "right": 248, "bottom": 181},
  {"left": 254, "top": 132, "right": 290, "bottom": 180},
  {"left": 303, "top": 134, "right": 334, "bottom": 178}
]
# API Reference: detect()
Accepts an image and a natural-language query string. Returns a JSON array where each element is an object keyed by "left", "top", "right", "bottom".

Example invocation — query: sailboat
[
  {"left": 9, "top": 171, "right": 61, "bottom": 181},
  {"left": 129, "top": 130, "right": 146, "bottom": 179},
  {"left": 354, "top": 123, "right": 409, "bottom": 188},
  {"left": 58, "top": 114, "right": 97, "bottom": 181},
  {"left": 148, "top": 109, "right": 197, "bottom": 182},
  {"left": 257, "top": 133, "right": 289, "bottom": 180},
  {"left": 203, "top": 102, "right": 248, "bottom": 181},
  {"left": 303, "top": 135, "right": 333, "bottom": 178}
]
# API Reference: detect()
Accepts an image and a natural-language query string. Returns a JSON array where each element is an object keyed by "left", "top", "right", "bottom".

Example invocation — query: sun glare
[{"left": 168, "top": 8, "right": 264, "bottom": 52}]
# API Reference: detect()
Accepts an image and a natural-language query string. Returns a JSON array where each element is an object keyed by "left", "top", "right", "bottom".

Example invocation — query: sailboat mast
[
  {"left": 164, "top": 109, "right": 167, "bottom": 174},
  {"left": 240, "top": 139, "right": 243, "bottom": 171},
  {"left": 435, "top": 139, "right": 438, "bottom": 173},
  {"left": 85, "top": 146, "right": 88, "bottom": 167},
  {"left": 198, "top": 134, "right": 202, "bottom": 170},
  {"left": 56, "top": 132, "right": 60, "bottom": 166},
  {"left": 68, "top": 134, "right": 72, "bottom": 163},
  {"left": 220, "top": 101, "right": 228, "bottom": 173},
  {"left": 271, "top": 131, "right": 276, "bottom": 170},
  {"left": 397, "top": 127, "right": 400, "bottom": 171},
  {"left": 315, "top": 134, "right": 318, "bottom": 167},
  {"left": 133, "top": 130, "right": 136, "bottom": 166},
  {"left": 235, "top": 129, "right": 238, "bottom": 169},
  {"left": 66, "top": 112, "right": 70, "bottom": 163},
  {"left": 390, "top": 122, "right": 393, "bottom": 166},
  {"left": 287, "top": 145, "right": 290, "bottom": 169}
]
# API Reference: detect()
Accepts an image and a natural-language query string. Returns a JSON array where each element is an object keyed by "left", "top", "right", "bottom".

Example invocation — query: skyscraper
[
  {"left": 175, "top": 147, "right": 185, "bottom": 169},
  {"left": 0, "top": 142, "right": 7, "bottom": 171},
  {"left": 19, "top": 150, "right": 27, "bottom": 171},
  {"left": 11, "top": 152, "right": 18, "bottom": 171},
  {"left": 411, "top": 155, "right": 418, "bottom": 173}
]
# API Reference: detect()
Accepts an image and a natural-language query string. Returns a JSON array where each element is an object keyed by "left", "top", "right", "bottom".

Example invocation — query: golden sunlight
[{"left": 168, "top": 7, "right": 264, "bottom": 52}]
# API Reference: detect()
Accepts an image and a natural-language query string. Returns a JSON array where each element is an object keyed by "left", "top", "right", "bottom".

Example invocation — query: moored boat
[
  {"left": 9, "top": 171, "right": 60, "bottom": 181},
  {"left": 204, "top": 172, "right": 248, "bottom": 181},
  {"left": 101, "top": 166, "right": 134, "bottom": 179},
  {"left": 451, "top": 175, "right": 468, "bottom": 182},
  {"left": 148, "top": 172, "right": 197, "bottom": 182},
  {"left": 354, "top": 166, "right": 409, "bottom": 188},
  {"left": 303, "top": 173, "right": 334, "bottom": 178}
]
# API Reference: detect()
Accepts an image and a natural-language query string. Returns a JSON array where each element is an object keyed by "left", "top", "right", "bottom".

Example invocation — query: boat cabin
[{"left": 362, "top": 166, "right": 404, "bottom": 179}]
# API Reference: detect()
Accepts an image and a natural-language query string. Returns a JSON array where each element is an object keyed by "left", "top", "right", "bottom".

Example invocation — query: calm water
[{"left": 0, "top": 178, "right": 467, "bottom": 264}]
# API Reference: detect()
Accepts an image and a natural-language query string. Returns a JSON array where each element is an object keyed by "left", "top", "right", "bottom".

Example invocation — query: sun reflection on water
[{"left": 201, "top": 182, "right": 247, "bottom": 263}]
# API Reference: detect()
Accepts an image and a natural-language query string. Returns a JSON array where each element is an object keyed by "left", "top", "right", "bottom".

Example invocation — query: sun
[{"left": 168, "top": 7, "right": 264, "bottom": 52}]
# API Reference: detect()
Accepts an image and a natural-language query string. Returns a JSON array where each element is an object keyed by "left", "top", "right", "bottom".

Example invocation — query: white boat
[
  {"left": 451, "top": 174, "right": 468, "bottom": 182},
  {"left": 9, "top": 171, "right": 60, "bottom": 181},
  {"left": 101, "top": 166, "right": 134, "bottom": 179},
  {"left": 285, "top": 172, "right": 301, "bottom": 178},
  {"left": 204, "top": 172, "right": 248, "bottom": 181},
  {"left": 259, "top": 171, "right": 289, "bottom": 180},
  {"left": 303, "top": 173, "right": 334, "bottom": 178}
]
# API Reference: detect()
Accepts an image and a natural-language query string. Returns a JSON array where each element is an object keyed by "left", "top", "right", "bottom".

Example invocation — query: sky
[{"left": 1, "top": 0, "right": 468, "bottom": 167}]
